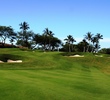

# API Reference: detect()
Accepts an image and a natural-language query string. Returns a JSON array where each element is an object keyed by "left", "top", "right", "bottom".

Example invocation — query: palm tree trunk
[
  {"left": 86, "top": 45, "right": 89, "bottom": 52},
  {"left": 87, "top": 40, "right": 90, "bottom": 52},
  {"left": 49, "top": 40, "right": 51, "bottom": 51},
  {"left": 44, "top": 43, "right": 46, "bottom": 52},
  {"left": 83, "top": 46, "right": 86, "bottom": 52},
  {"left": 69, "top": 44, "right": 71, "bottom": 52},
  {"left": 71, "top": 44, "right": 74, "bottom": 52}
]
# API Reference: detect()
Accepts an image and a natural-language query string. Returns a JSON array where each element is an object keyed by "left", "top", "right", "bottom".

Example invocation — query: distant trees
[
  {"left": 33, "top": 28, "right": 61, "bottom": 51},
  {"left": 43, "top": 28, "right": 54, "bottom": 51},
  {"left": 0, "top": 26, "right": 16, "bottom": 46},
  {"left": 17, "top": 21, "right": 34, "bottom": 49},
  {"left": 84, "top": 32, "right": 103, "bottom": 53},
  {"left": 77, "top": 39, "right": 88, "bottom": 52},
  {"left": 84, "top": 32, "right": 93, "bottom": 52},
  {"left": 95, "top": 33, "right": 103, "bottom": 52},
  {"left": 64, "top": 35, "right": 76, "bottom": 52},
  {"left": 50, "top": 37, "right": 61, "bottom": 51},
  {"left": 0, "top": 22, "right": 104, "bottom": 53},
  {"left": 63, "top": 32, "right": 103, "bottom": 53},
  {"left": 99, "top": 48, "right": 110, "bottom": 54}
]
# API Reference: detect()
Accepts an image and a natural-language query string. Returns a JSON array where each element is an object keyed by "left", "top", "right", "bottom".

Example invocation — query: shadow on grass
[{"left": 0, "top": 54, "right": 23, "bottom": 62}]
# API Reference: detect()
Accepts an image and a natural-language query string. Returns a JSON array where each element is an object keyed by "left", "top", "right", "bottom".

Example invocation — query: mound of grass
[
  {"left": 61, "top": 52, "right": 84, "bottom": 56},
  {"left": 0, "top": 48, "right": 110, "bottom": 100},
  {"left": 0, "top": 48, "right": 110, "bottom": 72}
]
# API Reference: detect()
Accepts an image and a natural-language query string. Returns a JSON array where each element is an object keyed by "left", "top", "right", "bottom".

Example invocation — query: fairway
[
  {"left": 0, "top": 69, "right": 110, "bottom": 100},
  {"left": 0, "top": 48, "right": 110, "bottom": 100}
]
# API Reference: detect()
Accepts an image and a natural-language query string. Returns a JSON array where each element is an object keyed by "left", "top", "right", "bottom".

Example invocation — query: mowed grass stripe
[
  {"left": 0, "top": 70, "right": 86, "bottom": 100},
  {"left": 0, "top": 69, "right": 110, "bottom": 100}
]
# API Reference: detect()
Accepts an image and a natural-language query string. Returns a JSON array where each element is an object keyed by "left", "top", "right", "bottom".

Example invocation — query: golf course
[{"left": 0, "top": 48, "right": 110, "bottom": 100}]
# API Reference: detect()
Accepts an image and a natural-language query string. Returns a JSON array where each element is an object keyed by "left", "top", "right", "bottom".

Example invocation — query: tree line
[{"left": 0, "top": 21, "right": 105, "bottom": 53}]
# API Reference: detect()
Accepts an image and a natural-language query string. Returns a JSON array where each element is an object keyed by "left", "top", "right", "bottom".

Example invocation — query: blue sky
[{"left": 1, "top": 0, "right": 110, "bottom": 48}]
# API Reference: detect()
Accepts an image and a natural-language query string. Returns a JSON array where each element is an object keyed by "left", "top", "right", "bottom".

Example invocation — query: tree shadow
[{"left": 0, "top": 54, "right": 22, "bottom": 62}]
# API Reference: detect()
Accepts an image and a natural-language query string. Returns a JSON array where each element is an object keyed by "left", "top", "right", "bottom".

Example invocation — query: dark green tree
[
  {"left": 50, "top": 37, "right": 61, "bottom": 51},
  {"left": 43, "top": 28, "right": 54, "bottom": 50},
  {"left": 84, "top": 32, "right": 93, "bottom": 52},
  {"left": 18, "top": 21, "right": 30, "bottom": 47},
  {"left": 77, "top": 39, "right": 88, "bottom": 52},
  {"left": 91, "top": 36, "right": 97, "bottom": 52},
  {"left": 17, "top": 21, "right": 34, "bottom": 48},
  {"left": 95, "top": 33, "right": 103, "bottom": 52},
  {"left": 64, "top": 35, "right": 76, "bottom": 52},
  {"left": 0, "top": 26, "right": 16, "bottom": 46},
  {"left": 17, "top": 30, "right": 34, "bottom": 49},
  {"left": 71, "top": 37, "right": 76, "bottom": 52}
]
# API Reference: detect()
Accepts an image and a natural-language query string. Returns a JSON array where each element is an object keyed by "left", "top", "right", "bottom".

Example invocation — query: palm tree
[
  {"left": 82, "top": 39, "right": 88, "bottom": 52},
  {"left": 95, "top": 33, "right": 103, "bottom": 52},
  {"left": 85, "top": 32, "right": 93, "bottom": 52},
  {"left": 71, "top": 37, "right": 76, "bottom": 52},
  {"left": 95, "top": 33, "right": 103, "bottom": 41},
  {"left": 19, "top": 21, "right": 30, "bottom": 47},
  {"left": 43, "top": 28, "right": 49, "bottom": 51},
  {"left": 48, "top": 30, "right": 54, "bottom": 50},
  {"left": 44, "top": 28, "right": 54, "bottom": 37},
  {"left": 51, "top": 37, "right": 61, "bottom": 51},
  {"left": 64, "top": 35, "right": 75, "bottom": 52},
  {"left": 43, "top": 28, "right": 54, "bottom": 51},
  {"left": 19, "top": 21, "right": 30, "bottom": 32},
  {"left": 43, "top": 28, "right": 49, "bottom": 35},
  {"left": 91, "top": 36, "right": 97, "bottom": 52}
]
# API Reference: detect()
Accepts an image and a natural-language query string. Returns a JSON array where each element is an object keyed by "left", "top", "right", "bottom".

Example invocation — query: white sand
[{"left": 69, "top": 55, "right": 84, "bottom": 57}]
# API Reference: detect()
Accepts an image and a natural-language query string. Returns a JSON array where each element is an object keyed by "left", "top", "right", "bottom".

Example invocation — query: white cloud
[
  {"left": 75, "top": 37, "right": 83, "bottom": 43},
  {"left": 100, "top": 38, "right": 110, "bottom": 43}
]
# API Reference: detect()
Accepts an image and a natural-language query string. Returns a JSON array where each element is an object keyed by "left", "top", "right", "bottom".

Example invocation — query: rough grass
[{"left": 0, "top": 48, "right": 110, "bottom": 100}]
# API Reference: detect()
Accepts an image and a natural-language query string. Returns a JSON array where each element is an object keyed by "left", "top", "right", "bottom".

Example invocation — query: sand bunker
[
  {"left": 7, "top": 59, "right": 22, "bottom": 63},
  {"left": 95, "top": 55, "right": 103, "bottom": 57},
  {"left": 69, "top": 54, "right": 84, "bottom": 57},
  {"left": 0, "top": 60, "right": 4, "bottom": 63}
]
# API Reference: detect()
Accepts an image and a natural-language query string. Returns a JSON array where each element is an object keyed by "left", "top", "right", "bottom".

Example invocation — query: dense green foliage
[
  {"left": 0, "top": 26, "right": 16, "bottom": 46},
  {"left": 0, "top": 21, "right": 106, "bottom": 52},
  {"left": 99, "top": 48, "right": 110, "bottom": 54},
  {"left": 0, "top": 48, "right": 110, "bottom": 100}
]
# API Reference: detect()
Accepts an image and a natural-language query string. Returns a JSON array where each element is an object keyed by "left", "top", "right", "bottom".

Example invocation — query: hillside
[
  {"left": 0, "top": 48, "right": 110, "bottom": 100},
  {"left": 0, "top": 48, "right": 110, "bottom": 74}
]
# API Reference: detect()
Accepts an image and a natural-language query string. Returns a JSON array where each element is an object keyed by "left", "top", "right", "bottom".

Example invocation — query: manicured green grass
[{"left": 0, "top": 48, "right": 110, "bottom": 100}]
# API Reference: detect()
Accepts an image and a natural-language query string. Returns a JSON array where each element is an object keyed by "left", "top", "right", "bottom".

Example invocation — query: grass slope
[{"left": 0, "top": 48, "right": 110, "bottom": 100}]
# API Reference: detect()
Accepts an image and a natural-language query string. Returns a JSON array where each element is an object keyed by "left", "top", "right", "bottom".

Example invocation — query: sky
[{"left": 0, "top": 0, "right": 110, "bottom": 48}]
